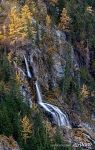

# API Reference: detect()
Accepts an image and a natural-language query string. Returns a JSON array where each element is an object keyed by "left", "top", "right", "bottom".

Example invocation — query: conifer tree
[
  {"left": 21, "top": 4, "right": 32, "bottom": 38},
  {"left": 21, "top": 115, "right": 32, "bottom": 143},
  {"left": 9, "top": 6, "right": 21, "bottom": 41},
  {"left": 59, "top": 8, "right": 71, "bottom": 31}
]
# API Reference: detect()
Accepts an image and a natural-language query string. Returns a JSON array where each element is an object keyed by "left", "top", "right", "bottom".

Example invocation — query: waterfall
[
  {"left": 35, "top": 80, "right": 71, "bottom": 128},
  {"left": 24, "top": 56, "right": 71, "bottom": 128},
  {"left": 24, "top": 55, "right": 32, "bottom": 78},
  {"left": 35, "top": 81, "right": 43, "bottom": 103},
  {"left": 44, "top": 103, "right": 71, "bottom": 127}
]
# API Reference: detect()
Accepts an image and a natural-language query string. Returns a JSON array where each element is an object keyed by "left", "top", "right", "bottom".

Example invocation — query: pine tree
[{"left": 0, "top": 53, "right": 31, "bottom": 145}]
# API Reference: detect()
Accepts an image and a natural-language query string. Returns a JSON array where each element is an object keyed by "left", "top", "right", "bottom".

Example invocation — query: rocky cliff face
[
  {"left": 15, "top": 28, "right": 67, "bottom": 86},
  {"left": 0, "top": 0, "right": 95, "bottom": 149},
  {"left": 11, "top": 24, "right": 95, "bottom": 148}
]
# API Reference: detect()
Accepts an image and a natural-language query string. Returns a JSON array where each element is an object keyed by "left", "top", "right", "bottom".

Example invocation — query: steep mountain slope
[{"left": 0, "top": 0, "right": 95, "bottom": 149}]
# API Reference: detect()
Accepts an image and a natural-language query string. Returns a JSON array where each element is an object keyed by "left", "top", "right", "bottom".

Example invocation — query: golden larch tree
[
  {"left": 8, "top": 4, "right": 34, "bottom": 40},
  {"left": 21, "top": 115, "right": 32, "bottom": 143},
  {"left": 8, "top": 6, "right": 21, "bottom": 40},
  {"left": 81, "top": 84, "right": 89, "bottom": 100},
  {"left": 59, "top": 8, "right": 71, "bottom": 31},
  {"left": 21, "top": 4, "right": 36, "bottom": 38}
]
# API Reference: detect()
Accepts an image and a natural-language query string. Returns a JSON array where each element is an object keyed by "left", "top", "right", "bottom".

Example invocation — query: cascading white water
[
  {"left": 35, "top": 81, "right": 43, "bottom": 103},
  {"left": 24, "top": 56, "right": 71, "bottom": 128},
  {"left": 35, "top": 80, "right": 71, "bottom": 128},
  {"left": 44, "top": 103, "right": 71, "bottom": 127},
  {"left": 24, "top": 55, "right": 32, "bottom": 78}
]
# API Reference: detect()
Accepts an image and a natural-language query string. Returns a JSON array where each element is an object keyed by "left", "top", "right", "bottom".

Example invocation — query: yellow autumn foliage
[
  {"left": 9, "top": 6, "right": 21, "bottom": 38},
  {"left": 59, "top": 8, "right": 71, "bottom": 31},
  {"left": 21, "top": 115, "right": 32, "bottom": 143},
  {"left": 8, "top": 4, "right": 34, "bottom": 40},
  {"left": 15, "top": 71, "right": 21, "bottom": 83},
  {"left": 80, "top": 84, "right": 89, "bottom": 100},
  {"left": 7, "top": 51, "right": 13, "bottom": 63},
  {"left": 21, "top": 4, "right": 32, "bottom": 20},
  {"left": 0, "top": 31, "right": 4, "bottom": 40},
  {"left": 46, "top": 15, "right": 51, "bottom": 27},
  {"left": 21, "top": 4, "right": 33, "bottom": 38}
]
